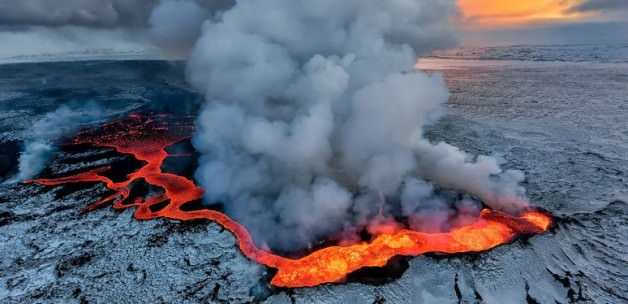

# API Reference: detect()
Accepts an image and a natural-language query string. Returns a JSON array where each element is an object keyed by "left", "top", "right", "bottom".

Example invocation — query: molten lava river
[{"left": 28, "top": 114, "right": 552, "bottom": 288}]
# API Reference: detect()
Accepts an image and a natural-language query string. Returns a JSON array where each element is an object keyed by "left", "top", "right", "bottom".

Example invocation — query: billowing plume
[
  {"left": 6, "top": 104, "right": 103, "bottom": 184},
  {"left": 148, "top": 0, "right": 235, "bottom": 57},
  {"left": 147, "top": 0, "right": 528, "bottom": 250},
  {"left": 148, "top": 0, "right": 208, "bottom": 56}
]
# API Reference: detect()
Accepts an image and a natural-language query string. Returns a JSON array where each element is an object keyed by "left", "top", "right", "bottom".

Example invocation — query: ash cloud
[
  {"left": 149, "top": 0, "right": 531, "bottom": 250},
  {"left": 6, "top": 104, "right": 103, "bottom": 184}
]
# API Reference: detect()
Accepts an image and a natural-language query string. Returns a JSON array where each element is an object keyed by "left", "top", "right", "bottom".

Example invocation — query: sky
[
  {"left": 459, "top": 0, "right": 583, "bottom": 27},
  {"left": 458, "top": 0, "right": 628, "bottom": 46},
  {"left": 460, "top": 0, "right": 628, "bottom": 26},
  {"left": 0, "top": 0, "right": 626, "bottom": 61}
]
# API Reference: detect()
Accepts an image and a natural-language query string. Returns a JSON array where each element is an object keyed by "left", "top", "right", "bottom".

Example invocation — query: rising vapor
[
  {"left": 7, "top": 105, "right": 103, "bottom": 184},
  {"left": 147, "top": 0, "right": 529, "bottom": 250}
]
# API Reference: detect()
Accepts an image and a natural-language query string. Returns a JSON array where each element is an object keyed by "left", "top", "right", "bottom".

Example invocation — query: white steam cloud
[
  {"left": 147, "top": 0, "right": 236, "bottom": 58},
  {"left": 149, "top": 0, "right": 207, "bottom": 57},
  {"left": 148, "top": 0, "right": 528, "bottom": 250},
  {"left": 7, "top": 105, "right": 103, "bottom": 184}
]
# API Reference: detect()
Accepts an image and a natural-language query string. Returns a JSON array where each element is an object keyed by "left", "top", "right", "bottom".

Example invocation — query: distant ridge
[
  {"left": 0, "top": 48, "right": 171, "bottom": 65},
  {"left": 428, "top": 43, "right": 628, "bottom": 64}
]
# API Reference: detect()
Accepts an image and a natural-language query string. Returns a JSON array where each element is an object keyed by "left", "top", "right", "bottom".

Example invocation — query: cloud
[
  {"left": 148, "top": 0, "right": 208, "bottom": 56},
  {"left": 462, "top": 21, "right": 628, "bottom": 46},
  {"left": 458, "top": 0, "right": 580, "bottom": 26},
  {"left": 0, "top": 0, "right": 156, "bottom": 28},
  {"left": 458, "top": 0, "right": 628, "bottom": 46},
  {"left": 0, "top": 1, "right": 158, "bottom": 61},
  {"left": 569, "top": 0, "right": 628, "bottom": 13},
  {"left": 0, "top": 1, "right": 236, "bottom": 61},
  {"left": 148, "top": 0, "right": 236, "bottom": 57},
  {"left": 0, "top": 0, "right": 235, "bottom": 29}
]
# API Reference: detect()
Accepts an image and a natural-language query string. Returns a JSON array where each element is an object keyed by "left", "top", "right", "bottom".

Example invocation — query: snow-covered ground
[{"left": 1, "top": 45, "right": 627, "bottom": 303}]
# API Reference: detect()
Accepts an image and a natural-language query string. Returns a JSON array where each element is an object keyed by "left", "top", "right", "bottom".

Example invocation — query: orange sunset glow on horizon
[{"left": 458, "top": 0, "right": 588, "bottom": 27}]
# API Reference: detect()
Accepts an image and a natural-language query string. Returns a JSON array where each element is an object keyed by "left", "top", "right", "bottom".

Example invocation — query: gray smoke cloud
[
  {"left": 148, "top": 0, "right": 235, "bottom": 57},
  {"left": 0, "top": 0, "right": 155, "bottom": 28},
  {"left": 0, "top": 0, "right": 236, "bottom": 61},
  {"left": 0, "top": 0, "right": 234, "bottom": 29},
  {"left": 569, "top": 0, "right": 628, "bottom": 13},
  {"left": 6, "top": 104, "right": 103, "bottom": 184},
  {"left": 148, "top": 0, "right": 209, "bottom": 57},
  {"left": 146, "top": 0, "right": 531, "bottom": 250}
]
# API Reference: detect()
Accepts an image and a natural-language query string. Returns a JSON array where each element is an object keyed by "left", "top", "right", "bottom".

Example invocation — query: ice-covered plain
[{"left": 1, "top": 45, "right": 627, "bottom": 303}]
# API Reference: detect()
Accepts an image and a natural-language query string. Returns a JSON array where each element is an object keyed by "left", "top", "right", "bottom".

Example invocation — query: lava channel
[{"left": 27, "top": 114, "right": 553, "bottom": 288}]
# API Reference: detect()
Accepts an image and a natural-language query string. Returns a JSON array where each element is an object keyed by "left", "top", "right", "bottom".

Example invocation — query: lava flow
[{"left": 27, "top": 114, "right": 552, "bottom": 288}]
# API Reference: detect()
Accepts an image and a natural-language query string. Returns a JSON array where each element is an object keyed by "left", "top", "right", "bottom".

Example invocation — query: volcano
[
  {"left": 2, "top": 59, "right": 626, "bottom": 303},
  {"left": 27, "top": 113, "right": 552, "bottom": 288}
]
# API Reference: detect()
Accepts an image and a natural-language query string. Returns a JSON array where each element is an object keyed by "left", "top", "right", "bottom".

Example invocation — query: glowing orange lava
[{"left": 28, "top": 114, "right": 552, "bottom": 288}]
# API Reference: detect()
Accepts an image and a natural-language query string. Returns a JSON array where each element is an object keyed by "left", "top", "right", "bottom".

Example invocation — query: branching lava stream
[{"left": 27, "top": 114, "right": 552, "bottom": 288}]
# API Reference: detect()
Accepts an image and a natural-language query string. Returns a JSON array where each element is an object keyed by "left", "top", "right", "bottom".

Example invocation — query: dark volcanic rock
[{"left": 0, "top": 141, "right": 20, "bottom": 182}]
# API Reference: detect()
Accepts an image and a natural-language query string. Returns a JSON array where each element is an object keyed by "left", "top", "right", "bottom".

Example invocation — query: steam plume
[
  {"left": 7, "top": 104, "right": 103, "bottom": 184},
  {"left": 151, "top": 0, "right": 528, "bottom": 250}
]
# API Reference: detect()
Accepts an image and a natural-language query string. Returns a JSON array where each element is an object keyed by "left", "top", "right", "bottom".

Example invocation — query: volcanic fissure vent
[{"left": 29, "top": 114, "right": 552, "bottom": 288}]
